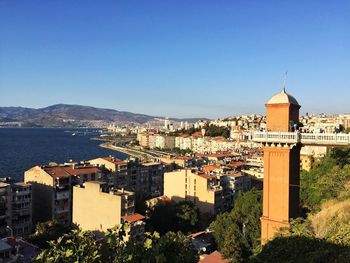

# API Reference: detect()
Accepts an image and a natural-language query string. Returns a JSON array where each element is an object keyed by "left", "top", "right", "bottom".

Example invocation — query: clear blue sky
[{"left": 0, "top": 1, "right": 349, "bottom": 118}]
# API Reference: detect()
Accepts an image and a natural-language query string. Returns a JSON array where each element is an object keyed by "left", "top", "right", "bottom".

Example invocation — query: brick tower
[{"left": 261, "top": 88, "right": 301, "bottom": 244}]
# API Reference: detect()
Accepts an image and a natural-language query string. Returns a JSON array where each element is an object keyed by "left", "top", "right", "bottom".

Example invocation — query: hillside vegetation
[
  {"left": 210, "top": 146, "right": 350, "bottom": 263},
  {"left": 254, "top": 146, "right": 350, "bottom": 262}
]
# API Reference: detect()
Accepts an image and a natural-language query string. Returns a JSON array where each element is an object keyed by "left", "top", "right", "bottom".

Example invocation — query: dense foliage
[
  {"left": 148, "top": 201, "right": 200, "bottom": 235},
  {"left": 210, "top": 147, "right": 350, "bottom": 262},
  {"left": 168, "top": 128, "right": 201, "bottom": 137},
  {"left": 168, "top": 124, "right": 230, "bottom": 138},
  {"left": 34, "top": 229, "right": 101, "bottom": 263},
  {"left": 258, "top": 146, "right": 350, "bottom": 262},
  {"left": 29, "top": 220, "right": 73, "bottom": 248},
  {"left": 34, "top": 224, "right": 199, "bottom": 263},
  {"left": 204, "top": 124, "right": 231, "bottom": 138},
  {"left": 300, "top": 146, "right": 350, "bottom": 211},
  {"left": 210, "top": 189, "right": 262, "bottom": 262},
  {"left": 251, "top": 236, "right": 350, "bottom": 263}
]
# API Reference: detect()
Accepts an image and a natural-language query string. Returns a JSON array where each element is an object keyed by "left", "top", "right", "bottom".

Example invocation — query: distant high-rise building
[{"left": 164, "top": 117, "right": 170, "bottom": 130}]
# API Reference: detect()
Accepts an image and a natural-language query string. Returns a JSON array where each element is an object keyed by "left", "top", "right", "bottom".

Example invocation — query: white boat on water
[{"left": 72, "top": 133, "right": 77, "bottom": 136}]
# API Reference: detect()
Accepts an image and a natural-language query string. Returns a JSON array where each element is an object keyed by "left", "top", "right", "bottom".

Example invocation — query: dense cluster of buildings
[
  {"left": 137, "top": 130, "right": 258, "bottom": 153},
  {"left": 1, "top": 110, "right": 349, "bottom": 261},
  {"left": 0, "top": 157, "right": 164, "bottom": 244},
  {"left": 0, "top": 149, "right": 260, "bottom": 243},
  {"left": 136, "top": 113, "right": 350, "bottom": 154}
]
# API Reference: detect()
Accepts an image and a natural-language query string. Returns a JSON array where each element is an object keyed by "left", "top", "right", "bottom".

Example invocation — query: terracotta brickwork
[{"left": 261, "top": 91, "right": 301, "bottom": 244}]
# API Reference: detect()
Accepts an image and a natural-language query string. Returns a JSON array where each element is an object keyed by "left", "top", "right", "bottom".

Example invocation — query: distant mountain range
[{"left": 0, "top": 104, "right": 206, "bottom": 127}]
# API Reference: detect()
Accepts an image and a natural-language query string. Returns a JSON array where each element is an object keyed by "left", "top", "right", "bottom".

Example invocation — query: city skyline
[{"left": 1, "top": 1, "right": 349, "bottom": 118}]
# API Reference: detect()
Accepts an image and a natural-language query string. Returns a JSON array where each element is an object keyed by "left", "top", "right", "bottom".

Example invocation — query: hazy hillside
[{"left": 0, "top": 104, "right": 206, "bottom": 127}]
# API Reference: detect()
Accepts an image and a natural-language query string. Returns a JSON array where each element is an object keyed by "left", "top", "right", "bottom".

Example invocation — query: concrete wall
[
  {"left": 72, "top": 182, "right": 122, "bottom": 232},
  {"left": 164, "top": 170, "right": 217, "bottom": 215},
  {"left": 24, "top": 166, "right": 54, "bottom": 226}
]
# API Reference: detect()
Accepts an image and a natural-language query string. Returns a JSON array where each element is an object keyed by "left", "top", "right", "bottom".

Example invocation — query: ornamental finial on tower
[{"left": 282, "top": 71, "right": 288, "bottom": 93}]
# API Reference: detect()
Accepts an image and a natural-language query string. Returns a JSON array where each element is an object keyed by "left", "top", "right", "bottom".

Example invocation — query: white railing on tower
[{"left": 252, "top": 131, "right": 350, "bottom": 146}]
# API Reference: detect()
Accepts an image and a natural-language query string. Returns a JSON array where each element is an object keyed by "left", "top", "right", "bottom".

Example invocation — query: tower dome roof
[{"left": 267, "top": 88, "right": 299, "bottom": 106}]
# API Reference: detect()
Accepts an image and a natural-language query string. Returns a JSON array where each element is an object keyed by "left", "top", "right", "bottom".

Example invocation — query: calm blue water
[{"left": 0, "top": 128, "right": 128, "bottom": 181}]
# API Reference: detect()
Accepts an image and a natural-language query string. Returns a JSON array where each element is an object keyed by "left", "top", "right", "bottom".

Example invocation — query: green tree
[
  {"left": 148, "top": 203, "right": 178, "bottom": 235},
  {"left": 35, "top": 225, "right": 199, "bottom": 263},
  {"left": 176, "top": 201, "right": 200, "bottom": 233},
  {"left": 251, "top": 236, "right": 350, "bottom": 263},
  {"left": 29, "top": 220, "right": 73, "bottom": 248},
  {"left": 148, "top": 201, "right": 200, "bottom": 235},
  {"left": 300, "top": 147, "right": 350, "bottom": 211},
  {"left": 150, "top": 231, "right": 199, "bottom": 263},
  {"left": 102, "top": 224, "right": 146, "bottom": 263},
  {"left": 34, "top": 229, "right": 101, "bottom": 263},
  {"left": 204, "top": 124, "right": 231, "bottom": 138},
  {"left": 210, "top": 189, "right": 262, "bottom": 262}
]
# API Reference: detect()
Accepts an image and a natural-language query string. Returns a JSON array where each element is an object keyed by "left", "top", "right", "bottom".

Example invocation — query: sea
[{"left": 0, "top": 128, "right": 128, "bottom": 181}]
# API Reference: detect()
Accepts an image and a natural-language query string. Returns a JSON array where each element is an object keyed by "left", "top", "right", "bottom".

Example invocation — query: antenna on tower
[{"left": 282, "top": 71, "right": 288, "bottom": 93}]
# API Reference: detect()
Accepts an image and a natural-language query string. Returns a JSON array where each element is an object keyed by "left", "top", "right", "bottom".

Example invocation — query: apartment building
[
  {"left": 121, "top": 213, "right": 146, "bottom": 241},
  {"left": 127, "top": 160, "right": 164, "bottom": 198},
  {"left": 90, "top": 157, "right": 164, "bottom": 199},
  {"left": 73, "top": 181, "right": 138, "bottom": 232},
  {"left": 175, "top": 135, "right": 193, "bottom": 150},
  {"left": 137, "top": 133, "right": 175, "bottom": 150},
  {"left": 24, "top": 163, "right": 102, "bottom": 226},
  {"left": 164, "top": 169, "right": 223, "bottom": 215},
  {"left": 0, "top": 181, "right": 32, "bottom": 238},
  {"left": 89, "top": 157, "right": 128, "bottom": 188},
  {"left": 11, "top": 182, "right": 32, "bottom": 236},
  {"left": 0, "top": 183, "right": 11, "bottom": 237},
  {"left": 139, "top": 133, "right": 152, "bottom": 148}
]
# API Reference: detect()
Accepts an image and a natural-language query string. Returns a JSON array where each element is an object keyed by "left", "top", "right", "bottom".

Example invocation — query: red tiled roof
[
  {"left": 197, "top": 173, "right": 212, "bottom": 180},
  {"left": 43, "top": 166, "right": 70, "bottom": 177},
  {"left": 200, "top": 251, "right": 228, "bottom": 263},
  {"left": 202, "top": 165, "right": 220, "bottom": 171},
  {"left": 64, "top": 166, "right": 99, "bottom": 175},
  {"left": 160, "top": 196, "right": 172, "bottom": 203},
  {"left": 227, "top": 161, "right": 246, "bottom": 167},
  {"left": 122, "top": 213, "right": 145, "bottom": 223},
  {"left": 44, "top": 165, "right": 100, "bottom": 178},
  {"left": 190, "top": 231, "right": 206, "bottom": 238},
  {"left": 211, "top": 136, "right": 226, "bottom": 142},
  {"left": 197, "top": 152, "right": 239, "bottom": 158},
  {"left": 192, "top": 131, "right": 203, "bottom": 137},
  {"left": 102, "top": 157, "right": 127, "bottom": 165}
]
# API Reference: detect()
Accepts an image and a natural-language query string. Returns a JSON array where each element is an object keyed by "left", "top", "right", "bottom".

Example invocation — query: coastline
[{"left": 99, "top": 142, "right": 153, "bottom": 160}]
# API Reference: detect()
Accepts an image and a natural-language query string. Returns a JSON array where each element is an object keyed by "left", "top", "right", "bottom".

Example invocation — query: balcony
[
  {"left": 0, "top": 189, "right": 8, "bottom": 196},
  {"left": 55, "top": 206, "right": 70, "bottom": 213},
  {"left": 12, "top": 208, "right": 31, "bottom": 216},
  {"left": 209, "top": 184, "right": 222, "bottom": 192},
  {"left": 55, "top": 191, "right": 70, "bottom": 200},
  {"left": 14, "top": 189, "right": 31, "bottom": 196},
  {"left": 252, "top": 131, "right": 350, "bottom": 146},
  {"left": 13, "top": 197, "right": 31, "bottom": 204}
]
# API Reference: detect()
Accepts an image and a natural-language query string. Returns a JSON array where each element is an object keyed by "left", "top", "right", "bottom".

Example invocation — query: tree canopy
[
  {"left": 210, "top": 189, "right": 262, "bottom": 262},
  {"left": 29, "top": 220, "right": 73, "bottom": 248},
  {"left": 148, "top": 201, "right": 200, "bottom": 235},
  {"left": 300, "top": 146, "right": 350, "bottom": 211},
  {"left": 251, "top": 236, "right": 350, "bottom": 263},
  {"left": 34, "top": 224, "right": 199, "bottom": 263}
]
